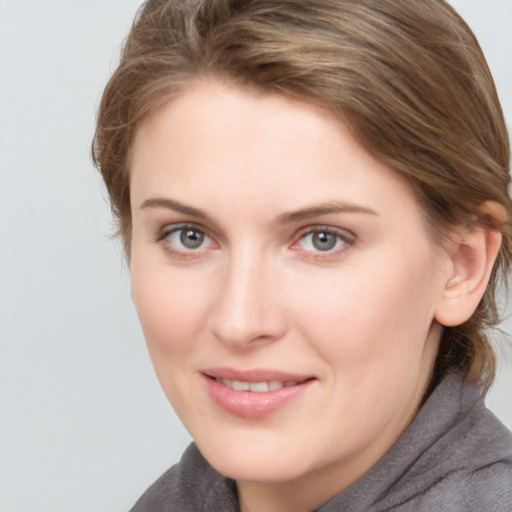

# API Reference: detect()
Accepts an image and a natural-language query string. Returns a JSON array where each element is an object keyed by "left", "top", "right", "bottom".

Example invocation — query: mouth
[
  {"left": 212, "top": 378, "right": 308, "bottom": 392},
  {"left": 201, "top": 368, "right": 316, "bottom": 419}
]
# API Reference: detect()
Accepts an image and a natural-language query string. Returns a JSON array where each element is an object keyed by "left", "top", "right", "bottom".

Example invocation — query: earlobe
[{"left": 434, "top": 202, "right": 504, "bottom": 327}]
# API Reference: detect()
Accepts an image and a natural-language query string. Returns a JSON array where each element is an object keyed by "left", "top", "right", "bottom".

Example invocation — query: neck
[
  {"left": 237, "top": 476, "right": 337, "bottom": 512},
  {"left": 236, "top": 447, "right": 392, "bottom": 512}
]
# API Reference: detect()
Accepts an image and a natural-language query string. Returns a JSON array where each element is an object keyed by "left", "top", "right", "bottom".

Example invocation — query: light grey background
[{"left": 0, "top": 1, "right": 511, "bottom": 511}]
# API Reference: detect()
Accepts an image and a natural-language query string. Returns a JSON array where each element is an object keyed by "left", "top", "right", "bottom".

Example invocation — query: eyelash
[
  {"left": 155, "top": 223, "right": 355, "bottom": 260},
  {"left": 291, "top": 226, "right": 355, "bottom": 260},
  {"left": 155, "top": 223, "right": 216, "bottom": 259}
]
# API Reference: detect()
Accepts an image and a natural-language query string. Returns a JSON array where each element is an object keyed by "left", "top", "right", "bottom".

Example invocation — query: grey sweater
[{"left": 130, "top": 373, "right": 512, "bottom": 511}]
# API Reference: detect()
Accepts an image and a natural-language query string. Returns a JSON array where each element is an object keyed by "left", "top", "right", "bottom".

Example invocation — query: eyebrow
[
  {"left": 140, "top": 198, "right": 208, "bottom": 219},
  {"left": 276, "top": 201, "right": 378, "bottom": 224},
  {"left": 140, "top": 197, "right": 378, "bottom": 224}
]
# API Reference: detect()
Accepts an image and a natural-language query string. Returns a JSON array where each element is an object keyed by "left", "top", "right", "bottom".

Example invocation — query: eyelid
[
  {"left": 156, "top": 222, "right": 208, "bottom": 241},
  {"left": 295, "top": 225, "right": 355, "bottom": 242},
  {"left": 155, "top": 222, "right": 218, "bottom": 257},
  {"left": 154, "top": 222, "right": 354, "bottom": 260},
  {"left": 291, "top": 225, "right": 356, "bottom": 255}
]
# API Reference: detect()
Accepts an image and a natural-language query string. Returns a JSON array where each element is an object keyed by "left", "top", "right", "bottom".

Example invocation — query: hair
[{"left": 92, "top": 0, "right": 511, "bottom": 390}]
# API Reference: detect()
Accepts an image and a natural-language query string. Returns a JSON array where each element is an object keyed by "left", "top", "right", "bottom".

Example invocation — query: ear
[{"left": 434, "top": 202, "right": 504, "bottom": 327}]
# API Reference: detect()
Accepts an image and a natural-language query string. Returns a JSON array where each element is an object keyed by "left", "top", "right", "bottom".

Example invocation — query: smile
[
  {"left": 214, "top": 378, "right": 302, "bottom": 392},
  {"left": 202, "top": 369, "right": 316, "bottom": 419}
]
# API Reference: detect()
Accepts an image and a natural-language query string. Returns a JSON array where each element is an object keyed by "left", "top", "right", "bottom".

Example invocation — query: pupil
[
  {"left": 312, "top": 232, "right": 336, "bottom": 251},
  {"left": 180, "top": 229, "right": 204, "bottom": 249}
]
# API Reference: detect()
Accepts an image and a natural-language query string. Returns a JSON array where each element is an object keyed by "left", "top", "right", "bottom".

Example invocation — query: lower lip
[{"left": 202, "top": 375, "right": 314, "bottom": 419}]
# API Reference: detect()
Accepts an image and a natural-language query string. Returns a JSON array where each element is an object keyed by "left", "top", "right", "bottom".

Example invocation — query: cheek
[
  {"left": 131, "top": 265, "right": 210, "bottom": 357},
  {"left": 130, "top": 265, "right": 214, "bottom": 414},
  {"left": 290, "top": 249, "right": 440, "bottom": 367}
]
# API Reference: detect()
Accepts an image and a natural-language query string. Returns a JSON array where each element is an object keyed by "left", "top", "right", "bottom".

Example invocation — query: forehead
[
  {"left": 132, "top": 79, "right": 347, "bottom": 169},
  {"left": 130, "top": 79, "right": 425, "bottom": 229}
]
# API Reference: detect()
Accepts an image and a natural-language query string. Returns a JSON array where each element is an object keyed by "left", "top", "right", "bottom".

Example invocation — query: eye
[
  {"left": 158, "top": 224, "right": 215, "bottom": 255},
  {"left": 174, "top": 227, "right": 206, "bottom": 249},
  {"left": 295, "top": 227, "right": 353, "bottom": 254}
]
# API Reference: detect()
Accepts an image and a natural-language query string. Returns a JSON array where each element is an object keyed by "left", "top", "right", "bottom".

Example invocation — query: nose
[{"left": 207, "top": 251, "right": 288, "bottom": 350}]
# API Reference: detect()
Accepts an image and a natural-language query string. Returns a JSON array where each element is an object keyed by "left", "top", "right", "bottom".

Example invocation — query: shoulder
[
  {"left": 391, "top": 459, "right": 512, "bottom": 512},
  {"left": 129, "top": 443, "right": 239, "bottom": 512},
  {"left": 129, "top": 463, "right": 180, "bottom": 512},
  {"left": 367, "top": 375, "right": 512, "bottom": 512},
  {"left": 388, "top": 399, "right": 512, "bottom": 512},
  {"left": 464, "top": 459, "right": 512, "bottom": 511}
]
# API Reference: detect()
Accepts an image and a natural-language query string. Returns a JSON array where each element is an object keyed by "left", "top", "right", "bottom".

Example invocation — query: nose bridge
[{"left": 207, "top": 245, "right": 286, "bottom": 349}]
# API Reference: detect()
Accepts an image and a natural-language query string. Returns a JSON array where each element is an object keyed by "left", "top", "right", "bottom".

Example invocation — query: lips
[
  {"left": 201, "top": 368, "right": 315, "bottom": 419},
  {"left": 215, "top": 378, "right": 302, "bottom": 392}
]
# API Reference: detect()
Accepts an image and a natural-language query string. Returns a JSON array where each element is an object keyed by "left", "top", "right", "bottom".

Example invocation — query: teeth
[
  {"left": 215, "top": 378, "right": 301, "bottom": 392},
  {"left": 249, "top": 382, "right": 269, "bottom": 392},
  {"left": 269, "top": 381, "right": 283, "bottom": 391},
  {"left": 232, "top": 380, "right": 250, "bottom": 391}
]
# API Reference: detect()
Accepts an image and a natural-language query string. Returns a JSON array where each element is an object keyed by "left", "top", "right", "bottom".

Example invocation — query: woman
[{"left": 93, "top": 0, "right": 512, "bottom": 510}]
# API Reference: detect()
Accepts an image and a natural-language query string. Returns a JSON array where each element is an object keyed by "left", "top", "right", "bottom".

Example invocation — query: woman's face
[{"left": 130, "top": 79, "right": 452, "bottom": 498}]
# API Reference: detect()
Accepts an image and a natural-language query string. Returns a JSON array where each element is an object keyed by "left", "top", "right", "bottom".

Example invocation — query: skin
[{"left": 129, "top": 78, "right": 459, "bottom": 512}]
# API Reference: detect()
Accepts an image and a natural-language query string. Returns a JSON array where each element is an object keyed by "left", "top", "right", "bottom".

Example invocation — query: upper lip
[{"left": 202, "top": 367, "right": 314, "bottom": 383}]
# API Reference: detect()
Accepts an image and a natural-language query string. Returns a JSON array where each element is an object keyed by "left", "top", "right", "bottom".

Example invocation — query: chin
[
  {"left": 196, "top": 435, "right": 312, "bottom": 484},
  {"left": 214, "top": 457, "right": 309, "bottom": 484}
]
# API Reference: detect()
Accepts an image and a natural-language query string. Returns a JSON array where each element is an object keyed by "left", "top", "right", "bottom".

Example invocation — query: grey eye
[
  {"left": 311, "top": 231, "right": 337, "bottom": 251},
  {"left": 296, "top": 228, "right": 350, "bottom": 254},
  {"left": 179, "top": 228, "right": 205, "bottom": 249}
]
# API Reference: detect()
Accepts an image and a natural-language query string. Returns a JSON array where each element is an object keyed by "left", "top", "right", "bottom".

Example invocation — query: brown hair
[{"left": 92, "top": 0, "right": 511, "bottom": 389}]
